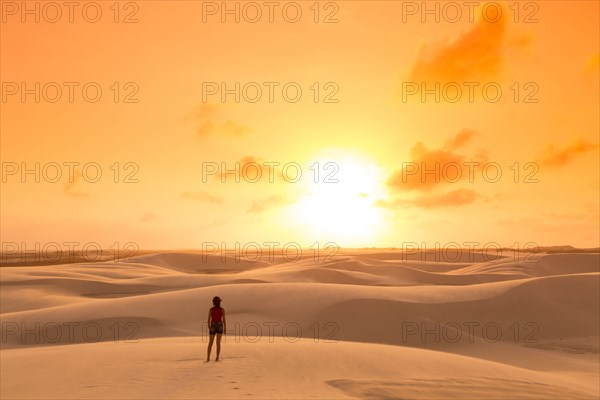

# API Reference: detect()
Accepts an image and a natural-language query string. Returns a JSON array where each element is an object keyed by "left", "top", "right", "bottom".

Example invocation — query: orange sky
[{"left": 1, "top": 1, "right": 599, "bottom": 252}]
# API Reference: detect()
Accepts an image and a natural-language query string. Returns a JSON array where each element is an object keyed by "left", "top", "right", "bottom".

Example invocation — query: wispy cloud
[
  {"left": 585, "top": 53, "right": 600, "bottom": 77},
  {"left": 191, "top": 104, "right": 250, "bottom": 138},
  {"left": 537, "top": 139, "right": 598, "bottom": 168},
  {"left": 376, "top": 188, "right": 479, "bottom": 209},
  {"left": 387, "top": 129, "right": 487, "bottom": 192},
  {"left": 587, "top": 53, "right": 600, "bottom": 72},
  {"left": 180, "top": 191, "right": 225, "bottom": 204},
  {"left": 381, "top": 130, "right": 487, "bottom": 209},
  {"left": 214, "top": 156, "right": 284, "bottom": 183},
  {"left": 140, "top": 212, "right": 158, "bottom": 222},
  {"left": 410, "top": 188, "right": 479, "bottom": 208},
  {"left": 408, "top": 2, "right": 528, "bottom": 83},
  {"left": 63, "top": 169, "right": 89, "bottom": 198},
  {"left": 247, "top": 195, "right": 294, "bottom": 214}
]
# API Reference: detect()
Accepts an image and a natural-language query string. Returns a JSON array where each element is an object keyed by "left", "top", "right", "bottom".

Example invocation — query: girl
[{"left": 207, "top": 296, "right": 226, "bottom": 361}]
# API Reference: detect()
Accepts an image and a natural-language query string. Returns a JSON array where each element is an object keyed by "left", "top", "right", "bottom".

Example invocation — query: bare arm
[
  {"left": 222, "top": 309, "right": 226, "bottom": 334},
  {"left": 207, "top": 309, "right": 211, "bottom": 326}
]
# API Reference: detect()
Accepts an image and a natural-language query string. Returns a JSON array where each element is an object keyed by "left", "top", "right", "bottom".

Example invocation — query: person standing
[{"left": 207, "top": 296, "right": 226, "bottom": 361}]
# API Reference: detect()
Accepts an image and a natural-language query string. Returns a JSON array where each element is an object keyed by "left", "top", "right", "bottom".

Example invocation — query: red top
[{"left": 211, "top": 307, "right": 223, "bottom": 323}]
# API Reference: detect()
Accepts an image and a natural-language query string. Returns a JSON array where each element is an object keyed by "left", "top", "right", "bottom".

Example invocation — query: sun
[{"left": 290, "top": 150, "right": 388, "bottom": 246}]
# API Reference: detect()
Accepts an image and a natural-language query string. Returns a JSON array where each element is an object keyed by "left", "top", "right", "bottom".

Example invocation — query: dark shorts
[{"left": 210, "top": 321, "right": 223, "bottom": 335}]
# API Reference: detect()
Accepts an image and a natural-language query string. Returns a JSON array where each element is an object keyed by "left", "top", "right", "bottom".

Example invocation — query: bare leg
[
  {"left": 207, "top": 334, "right": 215, "bottom": 361},
  {"left": 215, "top": 333, "right": 223, "bottom": 361}
]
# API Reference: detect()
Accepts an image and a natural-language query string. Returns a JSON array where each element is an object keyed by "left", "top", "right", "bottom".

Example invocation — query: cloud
[
  {"left": 192, "top": 104, "right": 250, "bottom": 137},
  {"left": 63, "top": 169, "right": 89, "bottom": 198},
  {"left": 587, "top": 53, "right": 600, "bottom": 72},
  {"left": 210, "top": 155, "right": 304, "bottom": 184},
  {"left": 375, "top": 188, "right": 479, "bottom": 209},
  {"left": 537, "top": 139, "right": 599, "bottom": 168},
  {"left": 374, "top": 198, "right": 396, "bottom": 209},
  {"left": 382, "top": 131, "right": 485, "bottom": 208},
  {"left": 444, "top": 129, "right": 476, "bottom": 150},
  {"left": 585, "top": 53, "right": 600, "bottom": 79},
  {"left": 408, "top": 2, "right": 528, "bottom": 83},
  {"left": 386, "top": 129, "right": 487, "bottom": 192},
  {"left": 215, "top": 156, "right": 281, "bottom": 183},
  {"left": 140, "top": 212, "right": 158, "bottom": 222},
  {"left": 247, "top": 195, "right": 293, "bottom": 214},
  {"left": 180, "top": 191, "right": 224, "bottom": 204},
  {"left": 410, "top": 188, "right": 479, "bottom": 208}
]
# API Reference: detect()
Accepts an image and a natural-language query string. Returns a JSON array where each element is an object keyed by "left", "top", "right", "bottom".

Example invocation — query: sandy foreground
[{"left": 1, "top": 250, "right": 598, "bottom": 399}]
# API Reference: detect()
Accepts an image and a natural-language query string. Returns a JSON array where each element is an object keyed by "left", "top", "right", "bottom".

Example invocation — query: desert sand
[{"left": 1, "top": 250, "right": 598, "bottom": 399}]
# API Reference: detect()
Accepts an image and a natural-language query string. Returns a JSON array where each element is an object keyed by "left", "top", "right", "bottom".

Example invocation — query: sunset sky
[{"left": 1, "top": 1, "right": 599, "bottom": 251}]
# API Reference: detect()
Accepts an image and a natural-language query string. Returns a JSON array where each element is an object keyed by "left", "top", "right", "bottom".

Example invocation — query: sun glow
[{"left": 291, "top": 151, "right": 388, "bottom": 246}]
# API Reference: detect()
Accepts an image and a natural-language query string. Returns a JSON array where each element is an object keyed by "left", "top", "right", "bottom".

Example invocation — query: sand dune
[
  {"left": 1, "top": 250, "right": 598, "bottom": 399},
  {"left": 1, "top": 338, "right": 596, "bottom": 399}
]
